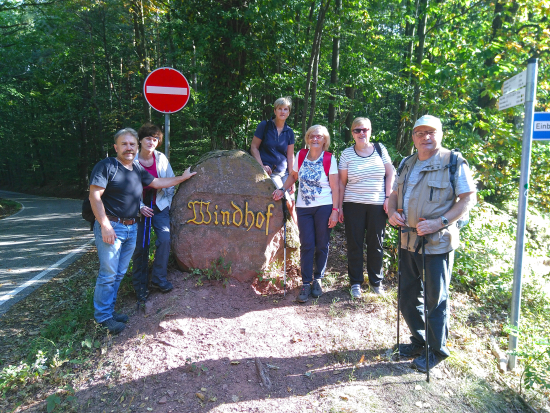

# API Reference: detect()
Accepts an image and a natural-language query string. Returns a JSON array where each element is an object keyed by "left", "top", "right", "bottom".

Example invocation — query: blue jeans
[
  {"left": 93, "top": 220, "right": 137, "bottom": 323},
  {"left": 132, "top": 206, "right": 171, "bottom": 298},
  {"left": 399, "top": 249, "right": 454, "bottom": 359},
  {"left": 296, "top": 205, "right": 333, "bottom": 284}
]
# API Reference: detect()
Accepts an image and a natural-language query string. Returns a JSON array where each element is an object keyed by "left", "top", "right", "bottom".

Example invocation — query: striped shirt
[{"left": 338, "top": 143, "right": 391, "bottom": 205}]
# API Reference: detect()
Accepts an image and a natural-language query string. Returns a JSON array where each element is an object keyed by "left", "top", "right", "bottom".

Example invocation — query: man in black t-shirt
[{"left": 89, "top": 128, "right": 196, "bottom": 334}]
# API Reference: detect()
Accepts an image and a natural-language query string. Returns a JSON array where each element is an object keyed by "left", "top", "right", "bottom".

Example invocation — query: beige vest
[{"left": 396, "top": 148, "right": 467, "bottom": 254}]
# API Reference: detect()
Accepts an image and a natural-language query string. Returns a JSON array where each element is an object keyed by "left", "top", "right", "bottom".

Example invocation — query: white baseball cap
[{"left": 413, "top": 115, "right": 442, "bottom": 131}]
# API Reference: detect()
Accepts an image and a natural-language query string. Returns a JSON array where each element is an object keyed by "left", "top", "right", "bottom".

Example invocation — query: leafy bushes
[{"left": 454, "top": 202, "right": 550, "bottom": 400}]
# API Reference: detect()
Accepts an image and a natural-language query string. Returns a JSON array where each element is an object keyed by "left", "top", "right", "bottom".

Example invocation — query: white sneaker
[{"left": 351, "top": 284, "right": 362, "bottom": 298}]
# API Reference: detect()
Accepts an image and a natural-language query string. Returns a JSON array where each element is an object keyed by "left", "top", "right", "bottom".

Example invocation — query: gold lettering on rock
[
  {"left": 256, "top": 212, "right": 265, "bottom": 229},
  {"left": 202, "top": 201, "right": 212, "bottom": 224},
  {"left": 265, "top": 204, "right": 273, "bottom": 235},
  {"left": 231, "top": 202, "right": 243, "bottom": 227},
  {"left": 186, "top": 200, "right": 276, "bottom": 235},
  {"left": 186, "top": 201, "right": 202, "bottom": 224},
  {"left": 245, "top": 202, "right": 255, "bottom": 231},
  {"left": 221, "top": 210, "right": 230, "bottom": 225}
]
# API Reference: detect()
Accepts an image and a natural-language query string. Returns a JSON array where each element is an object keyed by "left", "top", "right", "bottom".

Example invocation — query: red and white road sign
[{"left": 143, "top": 67, "right": 190, "bottom": 113}]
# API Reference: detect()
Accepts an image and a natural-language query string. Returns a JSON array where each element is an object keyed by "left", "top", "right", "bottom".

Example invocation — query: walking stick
[
  {"left": 138, "top": 193, "right": 153, "bottom": 312},
  {"left": 419, "top": 217, "right": 430, "bottom": 383},
  {"left": 281, "top": 195, "right": 288, "bottom": 297},
  {"left": 396, "top": 209, "right": 403, "bottom": 361}
]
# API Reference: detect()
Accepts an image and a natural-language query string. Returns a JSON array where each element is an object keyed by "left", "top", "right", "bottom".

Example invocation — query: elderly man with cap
[{"left": 388, "top": 115, "right": 476, "bottom": 372}]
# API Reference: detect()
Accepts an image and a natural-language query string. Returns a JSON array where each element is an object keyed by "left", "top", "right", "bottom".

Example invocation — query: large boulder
[{"left": 171, "top": 150, "right": 297, "bottom": 282}]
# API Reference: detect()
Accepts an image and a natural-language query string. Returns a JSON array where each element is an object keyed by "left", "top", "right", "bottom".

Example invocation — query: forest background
[{"left": 1, "top": 0, "right": 550, "bottom": 404}]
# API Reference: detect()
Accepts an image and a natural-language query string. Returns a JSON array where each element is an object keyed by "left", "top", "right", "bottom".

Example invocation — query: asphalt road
[{"left": 0, "top": 190, "right": 94, "bottom": 316}]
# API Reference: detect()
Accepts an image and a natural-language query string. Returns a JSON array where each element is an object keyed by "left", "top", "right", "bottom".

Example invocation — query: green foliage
[
  {"left": 453, "top": 202, "right": 550, "bottom": 401},
  {"left": 256, "top": 260, "right": 285, "bottom": 288},
  {"left": 0, "top": 350, "right": 47, "bottom": 395},
  {"left": 1, "top": 0, "right": 550, "bottom": 213},
  {"left": 191, "top": 257, "right": 232, "bottom": 286},
  {"left": 506, "top": 324, "right": 550, "bottom": 395}
]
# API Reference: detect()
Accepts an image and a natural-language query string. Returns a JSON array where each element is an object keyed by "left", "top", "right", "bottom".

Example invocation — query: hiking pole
[
  {"left": 281, "top": 194, "right": 288, "bottom": 297},
  {"left": 138, "top": 193, "right": 153, "bottom": 312},
  {"left": 396, "top": 209, "right": 403, "bottom": 361},
  {"left": 419, "top": 217, "right": 430, "bottom": 383}
]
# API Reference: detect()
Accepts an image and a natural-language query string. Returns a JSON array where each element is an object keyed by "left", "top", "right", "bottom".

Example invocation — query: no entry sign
[{"left": 143, "top": 67, "right": 190, "bottom": 113}]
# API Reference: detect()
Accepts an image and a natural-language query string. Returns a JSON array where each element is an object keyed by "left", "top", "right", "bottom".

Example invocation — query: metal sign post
[
  {"left": 165, "top": 113, "right": 170, "bottom": 161},
  {"left": 508, "top": 57, "right": 538, "bottom": 370}
]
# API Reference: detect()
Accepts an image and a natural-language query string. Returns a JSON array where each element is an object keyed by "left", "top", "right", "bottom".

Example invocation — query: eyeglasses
[
  {"left": 310, "top": 135, "right": 324, "bottom": 141},
  {"left": 352, "top": 128, "right": 370, "bottom": 134},
  {"left": 414, "top": 131, "right": 437, "bottom": 137}
]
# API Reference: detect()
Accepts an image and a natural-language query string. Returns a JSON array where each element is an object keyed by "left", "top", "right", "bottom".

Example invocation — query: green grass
[{"left": 0, "top": 198, "right": 22, "bottom": 218}]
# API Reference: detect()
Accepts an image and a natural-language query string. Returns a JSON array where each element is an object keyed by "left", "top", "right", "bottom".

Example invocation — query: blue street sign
[{"left": 533, "top": 112, "right": 550, "bottom": 140}]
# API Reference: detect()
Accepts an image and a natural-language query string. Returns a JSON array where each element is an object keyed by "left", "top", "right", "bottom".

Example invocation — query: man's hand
[
  {"left": 388, "top": 210, "right": 405, "bottom": 227},
  {"left": 101, "top": 223, "right": 116, "bottom": 245},
  {"left": 416, "top": 218, "right": 442, "bottom": 236},
  {"left": 140, "top": 206, "right": 154, "bottom": 218}
]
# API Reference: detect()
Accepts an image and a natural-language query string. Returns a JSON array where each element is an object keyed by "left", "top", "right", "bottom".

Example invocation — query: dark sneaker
[
  {"left": 112, "top": 311, "right": 129, "bottom": 323},
  {"left": 297, "top": 284, "right": 311, "bottom": 303},
  {"left": 399, "top": 343, "right": 424, "bottom": 358},
  {"left": 350, "top": 284, "right": 362, "bottom": 298},
  {"left": 151, "top": 281, "right": 173, "bottom": 293},
  {"left": 311, "top": 279, "right": 323, "bottom": 298},
  {"left": 412, "top": 351, "right": 445, "bottom": 373},
  {"left": 100, "top": 318, "right": 125, "bottom": 334}
]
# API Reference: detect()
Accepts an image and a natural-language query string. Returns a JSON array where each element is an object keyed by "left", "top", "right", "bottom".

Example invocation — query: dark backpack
[{"left": 82, "top": 158, "right": 119, "bottom": 230}]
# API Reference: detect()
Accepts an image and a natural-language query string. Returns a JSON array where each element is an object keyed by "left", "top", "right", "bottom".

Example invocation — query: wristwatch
[{"left": 440, "top": 216, "right": 449, "bottom": 226}]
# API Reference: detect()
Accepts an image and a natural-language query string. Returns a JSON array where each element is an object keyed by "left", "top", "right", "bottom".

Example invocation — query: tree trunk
[
  {"left": 344, "top": 86, "right": 355, "bottom": 143},
  {"left": 328, "top": 0, "right": 341, "bottom": 127},
  {"left": 411, "top": 0, "right": 428, "bottom": 128},
  {"left": 306, "top": 43, "right": 321, "bottom": 133},
  {"left": 301, "top": 0, "right": 331, "bottom": 140},
  {"left": 205, "top": 0, "right": 251, "bottom": 150},
  {"left": 395, "top": 0, "right": 418, "bottom": 153},
  {"left": 131, "top": 0, "right": 151, "bottom": 121}
]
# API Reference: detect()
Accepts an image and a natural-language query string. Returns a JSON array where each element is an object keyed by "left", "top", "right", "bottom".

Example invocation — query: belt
[{"left": 107, "top": 215, "right": 136, "bottom": 225}]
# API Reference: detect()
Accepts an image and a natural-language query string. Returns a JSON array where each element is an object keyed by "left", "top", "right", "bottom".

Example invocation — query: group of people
[
  {"left": 264, "top": 98, "right": 475, "bottom": 372},
  {"left": 267, "top": 98, "right": 394, "bottom": 303},
  {"left": 89, "top": 96, "right": 475, "bottom": 373}
]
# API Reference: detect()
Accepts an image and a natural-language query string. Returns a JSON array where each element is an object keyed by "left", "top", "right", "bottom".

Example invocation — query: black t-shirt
[{"left": 89, "top": 158, "right": 154, "bottom": 219}]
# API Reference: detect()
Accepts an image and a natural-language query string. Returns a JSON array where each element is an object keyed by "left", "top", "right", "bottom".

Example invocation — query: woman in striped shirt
[{"left": 338, "top": 117, "right": 394, "bottom": 298}]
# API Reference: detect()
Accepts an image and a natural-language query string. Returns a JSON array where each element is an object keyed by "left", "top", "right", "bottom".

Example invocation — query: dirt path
[{"left": 0, "top": 226, "right": 535, "bottom": 413}]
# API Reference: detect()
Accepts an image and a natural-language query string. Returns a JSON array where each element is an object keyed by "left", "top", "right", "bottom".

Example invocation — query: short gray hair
[
  {"left": 274, "top": 96, "right": 292, "bottom": 112},
  {"left": 114, "top": 128, "right": 139, "bottom": 144}
]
